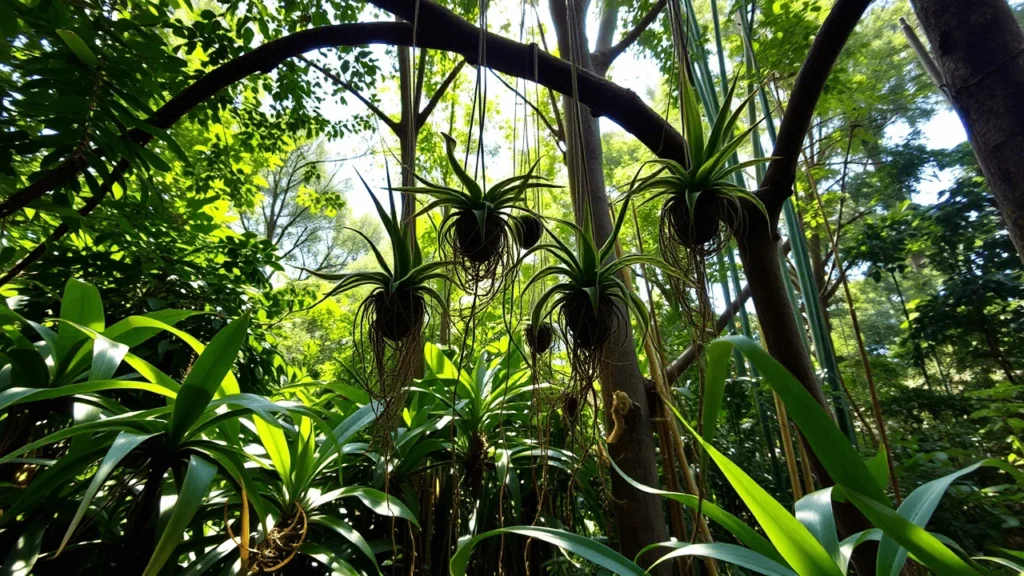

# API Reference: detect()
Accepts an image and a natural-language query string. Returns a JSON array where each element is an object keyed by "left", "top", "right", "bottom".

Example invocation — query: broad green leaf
[
  {"left": 103, "top": 310, "right": 202, "bottom": 348},
  {"left": 841, "top": 487, "right": 979, "bottom": 576},
  {"left": 794, "top": 488, "right": 840, "bottom": 567},
  {"left": 254, "top": 414, "right": 291, "bottom": 480},
  {"left": 674, "top": 414, "right": 841, "bottom": 575},
  {"left": 88, "top": 334, "right": 128, "bottom": 381},
  {"left": 878, "top": 459, "right": 1024, "bottom": 575},
  {"left": 57, "top": 279, "right": 105, "bottom": 361},
  {"left": 702, "top": 338, "right": 733, "bottom": 441},
  {"left": 331, "top": 401, "right": 381, "bottom": 446},
  {"left": 311, "top": 515, "right": 381, "bottom": 574},
  {"left": 714, "top": 336, "right": 888, "bottom": 504},
  {"left": 649, "top": 542, "right": 798, "bottom": 576},
  {"left": 0, "top": 380, "right": 177, "bottom": 413},
  {"left": 56, "top": 29, "right": 99, "bottom": 67},
  {"left": 142, "top": 455, "right": 218, "bottom": 576},
  {"left": 609, "top": 459, "right": 784, "bottom": 565},
  {"left": 57, "top": 431, "right": 159, "bottom": 555},
  {"left": 167, "top": 313, "right": 249, "bottom": 445},
  {"left": 451, "top": 526, "right": 644, "bottom": 576},
  {"left": 838, "top": 529, "right": 882, "bottom": 575},
  {"left": 314, "top": 486, "right": 419, "bottom": 526}
]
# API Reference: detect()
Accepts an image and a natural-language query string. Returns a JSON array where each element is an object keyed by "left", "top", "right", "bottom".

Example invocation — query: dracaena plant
[
  {"left": 525, "top": 194, "right": 679, "bottom": 382},
  {"left": 0, "top": 308, "right": 329, "bottom": 575},
  {"left": 394, "top": 133, "right": 556, "bottom": 283},
  {"left": 631, "top": 74, "right": 769, "bottom": 250},
  {"left": 243, "top": 399, "right": 418, "bottom": 575}
]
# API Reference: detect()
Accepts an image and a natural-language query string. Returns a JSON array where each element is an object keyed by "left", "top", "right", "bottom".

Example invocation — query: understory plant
[
  {"left": 447, "top": 336, "right": 1024, "bottom": 576},
  {"left": 395, "top": 133, "right": 555, "bottom": 291},
  {"left": 0, "top": 279, "right": 419, "bottom": 575}
]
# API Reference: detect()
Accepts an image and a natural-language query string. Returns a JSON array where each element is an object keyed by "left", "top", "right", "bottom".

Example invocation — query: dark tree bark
[
  {"left": 547, "top": 1, "right": 669, "bottom": 571},
  {"left": 911, "top": 0, "right": 1024, "bottom": 265}
]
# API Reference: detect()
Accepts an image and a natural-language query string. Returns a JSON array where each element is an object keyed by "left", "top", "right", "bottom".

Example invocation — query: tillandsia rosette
[
  {"left": 630, "top": 75, "right": 771, "bottom": 260},
  {"left": 393, "top": 133, "right": 558, "bottom": 299},
  {"left": 522, "top": 193, "right": 684, "bottom": 387},
  {"left": 306, "top": 172, "right": 451, "bottom": 436}
]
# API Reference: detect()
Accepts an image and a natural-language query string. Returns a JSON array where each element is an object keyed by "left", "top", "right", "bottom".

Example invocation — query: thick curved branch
[
  {"left": 369, "top": 0, "right": 686, "bottom": 158},
  {"left": 592, "top": 0, "right": 667, "bottom": 76},
  {"left": 758, "top": 0, "right": 874, "bottom": 224},
  {"left": 3, "top": 7, "right": 685, "bottom": 219}
]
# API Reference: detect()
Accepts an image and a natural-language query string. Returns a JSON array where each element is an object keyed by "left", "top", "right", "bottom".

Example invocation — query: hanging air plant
[
  {"left": 632, "top": 76, "right": 770, "bottom": 257},
  {"left": 310, "top": 174, "right": 450, "bottom": 429},
  {"left": 524, "top": 322, "right": 553, "bottom": 355},
  {"left": 395, "top": 133, "right": 556, "bottom": 293},
  {"left": 513, "top": 213, "right": 544, "bottom": 250},
  {"left": 525, "top": 195, "right": 680, "bottom": 385}
]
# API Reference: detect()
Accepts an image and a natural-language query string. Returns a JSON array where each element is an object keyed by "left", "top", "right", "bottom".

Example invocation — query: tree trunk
[
  {"left": 549, "top": 1, "right": 670, "bottom": 571},
  {"left": 911, "top": 0, "right": 1024, "bottom": 265}
]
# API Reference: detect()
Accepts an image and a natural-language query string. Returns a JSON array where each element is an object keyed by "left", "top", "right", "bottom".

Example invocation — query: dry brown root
[
  {"left": 228, "top": 503, "right": 308, "bottom": 574},
  {"left": 605, "top": 390, "right": 632, "bottom": 444},
  {"left": 350, "top": 294, "right": 424, "bottom": 448}
]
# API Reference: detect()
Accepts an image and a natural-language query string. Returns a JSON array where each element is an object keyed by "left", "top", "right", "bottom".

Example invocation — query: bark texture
[
  {"left": 548, "top": 1, "right": 670, "bottom": 571},
  {"left": 911, "top": 0, "right": 1024, "bottom": 265}
]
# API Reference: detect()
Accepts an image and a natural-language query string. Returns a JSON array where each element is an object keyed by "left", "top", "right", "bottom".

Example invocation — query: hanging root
[
  {"left": 442, "top": 212, "right": 519, "bottom": 313},
  {"left": 228, "top": 503, "right": 308, "bottom": 574},
  {"left": 352, "top": 294, "right": 424, "bottom": 449},
  {"left": 605, "top": 390, "right": 632, "bottom": 444}
]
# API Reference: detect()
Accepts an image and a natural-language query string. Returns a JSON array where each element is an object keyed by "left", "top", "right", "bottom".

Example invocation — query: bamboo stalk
[
  {"left": 773, "top": 392, "right": 804, "bottom": 501},
  {"left": 240, "top": 487, "right": 250, "bottom": 574},
  {"left": 797, "top": 434, "right": 816, "bottom": 495}
]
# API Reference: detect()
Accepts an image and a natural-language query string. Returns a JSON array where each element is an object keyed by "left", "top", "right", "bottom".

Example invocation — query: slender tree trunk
[
  {"left": 549, "top": 1, "right": 669, "bottom": 571},
  {"left": 890, "top": 271, "right": 933, "bottom": 389},
  {"left": 911, "top": 0, "right": 1024, "bottom": 265}
]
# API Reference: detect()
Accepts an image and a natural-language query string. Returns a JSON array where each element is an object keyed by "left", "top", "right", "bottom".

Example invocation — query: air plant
[
  {"left": 525, "top": 194, "right": 680, "bottom": 383},
  {"left": 395, "top": 133, "right": 556, "bottom": 289},
  {"left": 310, "top": 174, "right": 450, "bottom": 429},
  {"left": 524, "top": 322, "right": 553, "bottom": 355},
  {"left": 631, "top": 74, "right": 770, "bottom": 252}
]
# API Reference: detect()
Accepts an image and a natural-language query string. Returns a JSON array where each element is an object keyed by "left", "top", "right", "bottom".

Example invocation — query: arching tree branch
[
  {"left": 1, "top": 11, "right": 687, "bottom": 221},
  {"left": 758, "top": 0, "right": 875, "bottom": 226}
]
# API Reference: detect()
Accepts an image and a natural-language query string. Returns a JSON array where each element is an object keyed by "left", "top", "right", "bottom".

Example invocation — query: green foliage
[{"left": 631, "top": 74, "right": 768, "bottom": 236}]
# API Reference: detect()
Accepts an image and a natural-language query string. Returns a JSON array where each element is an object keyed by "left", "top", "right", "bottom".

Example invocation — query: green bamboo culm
[
  {"left": 736, "top": 0, "right": 857, "bottom": 446},
  {"left": 680, "top": 0, "right": 792, "bottom": 484}
]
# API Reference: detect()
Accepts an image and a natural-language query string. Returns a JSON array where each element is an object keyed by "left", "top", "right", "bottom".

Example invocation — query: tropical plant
[
  {"left": 526, "top": 194, "right": 676, "bottom": 381},
  {"left": 631, "top": 75, "right": 768, "bottom": 250},
  {"left": 313, "top": 174, "right": 450, "bottom": 344},
  {"left": 395, "top": 133, "right": 556, "bottom": 281},
  {"left": 447, "top": 336, "right": 1024, "bottom": 576},
  {"left": 0, "top": 302, "right": 262, "bottom": 574}
]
